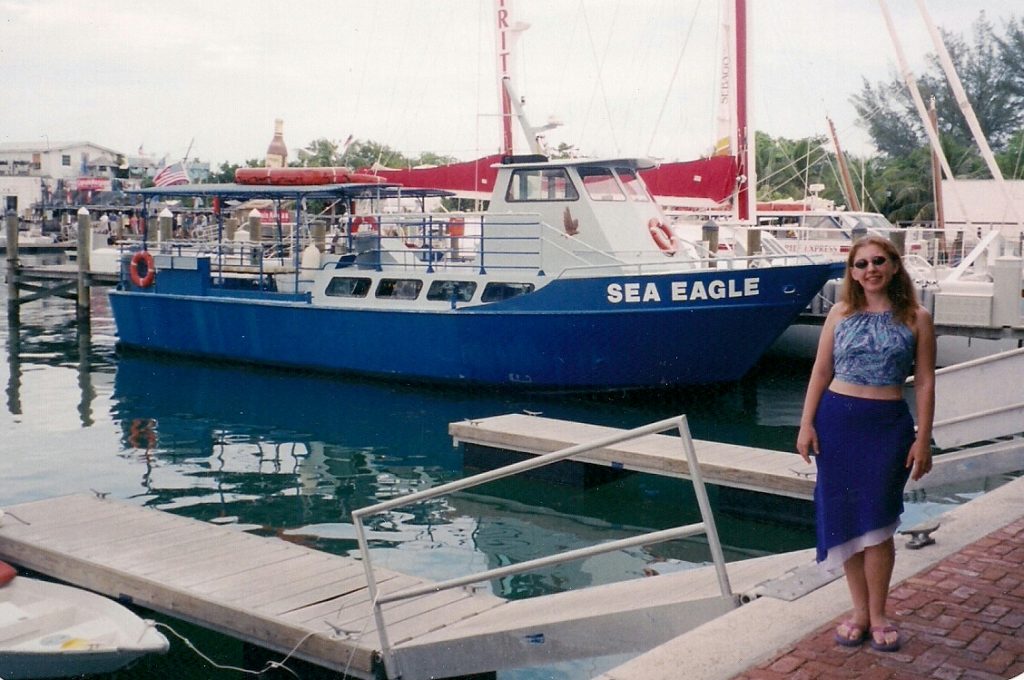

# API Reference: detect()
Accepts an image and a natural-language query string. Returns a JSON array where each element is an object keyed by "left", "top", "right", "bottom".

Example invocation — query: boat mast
[
  {"left": 914, "top": 0, "right": 1024, "bottom": 231},
  {"left": 496, "top": 0, "right": 515, "bottom": 156},
  {"left": 877, "top": 0, "right": 972, "bottom": 231},
  {"left": 929, "top": 97, "right": 945, "bottom": 232},
  {"left": 734, "top": 0, "right": 756, "bottom": 224},
  {"left": 494, "top": 0, "right": 557, "bottom": 157},
  {"left": 827, "top": 116, "right": 862, "bottom": 211}
]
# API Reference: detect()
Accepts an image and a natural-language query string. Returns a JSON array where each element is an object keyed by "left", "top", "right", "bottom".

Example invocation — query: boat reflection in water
[{"left": 110, "top": 353, "right": 816, "bottom": 598}]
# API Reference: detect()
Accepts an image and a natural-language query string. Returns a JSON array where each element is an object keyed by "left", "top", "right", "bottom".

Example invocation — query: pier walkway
[{"left": 596, "top": 473, "right": 1024, "bottom": 680}]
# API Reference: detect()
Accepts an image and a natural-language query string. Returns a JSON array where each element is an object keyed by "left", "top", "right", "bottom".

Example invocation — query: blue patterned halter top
[{"left": 833, "top": 310, "right": 915, "bottom": 386}]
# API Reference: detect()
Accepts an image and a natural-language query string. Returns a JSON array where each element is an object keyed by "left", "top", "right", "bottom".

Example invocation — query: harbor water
[{"left": 0, "top": 255, "right": 1010, "bottom": 679}]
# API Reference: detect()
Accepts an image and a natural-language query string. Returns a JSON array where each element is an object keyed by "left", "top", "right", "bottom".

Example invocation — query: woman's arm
[
  {"left": 796, "top": 304, "right": 842, "bottom": 463},
  {"left": 907, "top": 306, "right": 936, "bottom": 481}
]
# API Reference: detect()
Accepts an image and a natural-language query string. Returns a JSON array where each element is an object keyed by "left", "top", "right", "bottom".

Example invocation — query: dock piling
[
  {"left": 5, "top": 211, "right": 18, "bottom": 317},
  {"left": 76, "top": 207, "right": 91, "bottom": 320}
]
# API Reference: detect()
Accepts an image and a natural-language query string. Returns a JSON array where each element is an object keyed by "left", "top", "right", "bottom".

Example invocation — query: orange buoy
[
  {"left": 648, "top": 218, "right": 677, "bottom": 255},
  {"left": 129, "top": 251, "right": 156, "bottom": 287}
]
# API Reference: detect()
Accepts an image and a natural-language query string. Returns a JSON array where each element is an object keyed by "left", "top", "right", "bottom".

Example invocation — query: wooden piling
[
  {"left": 76, "top": 207, "right": 91, "bottom": 320},
  {"left": 5, "top": 211, "right": 19, "bottom": 316},
  {"left": 313, "top": 220, "right": 326, "bottom": 252},
  {"left": 746, "top": 228, "right": 762, "bottom": 256},
  {"left": 703, "top": 220, "right": 719, "bottom": 268},
  {"left": 248, "top": 209, "right": 262, "bottom": 243},
  {"left": 890, "top": 229, "right": 906, "bottom": 255},
  {"left": 158, "top": 208, "right": 173, "bottom": 245}
]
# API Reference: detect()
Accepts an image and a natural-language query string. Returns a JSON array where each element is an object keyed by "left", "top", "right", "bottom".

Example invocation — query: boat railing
[
  {"left": 351, "top": 415, "right": 734, "bottom": 680},
  {"left": 333, "top": 212, "right": 606, "bottom": 276},
  {"left": 331, "top": 213, "right": 829, "bottom": 279},
  {"left": 550, "top": 250, "right": 826, "bottom": 280}
]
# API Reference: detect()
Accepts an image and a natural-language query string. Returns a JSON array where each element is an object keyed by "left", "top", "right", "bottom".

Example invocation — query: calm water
[{"left": 0, "top": 256, "right": 1003, "bottom": 679}]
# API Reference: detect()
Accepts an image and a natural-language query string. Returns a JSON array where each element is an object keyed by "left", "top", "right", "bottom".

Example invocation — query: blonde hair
[{"left": 841, "top": 236, "right": 919, "bottom": 326}]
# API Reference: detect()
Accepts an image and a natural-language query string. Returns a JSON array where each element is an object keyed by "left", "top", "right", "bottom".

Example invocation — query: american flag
[{"left": 153, "top": 162, "right": 191, "bottom": 187}]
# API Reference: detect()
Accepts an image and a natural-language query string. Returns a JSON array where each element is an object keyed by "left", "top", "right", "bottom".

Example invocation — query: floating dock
[
  {"left": 0, "top": 493, "right": 837, "bottom": 679},
  {"left": 0, "top": 494, "right": 503, "bottom": 678},
  {"left": 450, "top": 412, "right": 1024, "bottom": 500}
]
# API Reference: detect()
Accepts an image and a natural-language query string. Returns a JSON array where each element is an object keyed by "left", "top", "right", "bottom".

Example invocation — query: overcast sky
[{"left": 1, "top": 0, "right": 1017, "bottom": 167}]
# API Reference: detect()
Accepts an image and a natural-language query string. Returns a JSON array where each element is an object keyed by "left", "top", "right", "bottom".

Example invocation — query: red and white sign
[{"left": 75, "top": 177, "right": 111, "bottom": 192}]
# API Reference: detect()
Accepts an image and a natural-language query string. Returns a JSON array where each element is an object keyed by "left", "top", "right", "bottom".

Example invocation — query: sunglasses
[{"left": 852, "top": 255, "right": 890, "bottom": 269}]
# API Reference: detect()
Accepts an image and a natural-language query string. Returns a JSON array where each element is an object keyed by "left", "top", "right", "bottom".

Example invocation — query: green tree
[
  {"left": 206, "top": 159, "right": 263, "bottom": 183},
  {"left": 853, "top": 12, "right": 1021, "bottom": 160},
  {"left": 996, "top": 129, "right": 1024, "bottom": 179},
  {"left": 296, "top": 138, "right": 341, "bottom": 167},
  {"left": 755, "top": 132, "right": 843, "bottom": 204}
]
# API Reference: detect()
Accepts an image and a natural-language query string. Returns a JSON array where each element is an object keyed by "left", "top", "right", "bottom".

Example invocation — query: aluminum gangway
[{"left": 353, "top": 415, "right": 792, "bottom": 680}]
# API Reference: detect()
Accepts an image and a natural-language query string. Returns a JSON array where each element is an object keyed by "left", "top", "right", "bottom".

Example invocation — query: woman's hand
[
  {"left": 796, "top": 424, "right": 818, "bottom": 464},
  {"left": 907, "top": 439, "right": 933, "bottom": 481}
]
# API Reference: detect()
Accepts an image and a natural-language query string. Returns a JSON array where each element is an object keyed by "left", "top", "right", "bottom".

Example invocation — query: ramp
[{"left": 929, "top": 346, "right": 1024, "bottom": 449}]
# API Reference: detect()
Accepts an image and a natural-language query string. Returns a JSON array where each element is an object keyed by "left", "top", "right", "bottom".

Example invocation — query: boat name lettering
[{"left": 605, "top": 277, "right": 760, "bottom": 304}]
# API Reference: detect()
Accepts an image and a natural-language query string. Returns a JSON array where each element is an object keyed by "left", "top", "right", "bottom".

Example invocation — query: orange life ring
[
  {"left": 648, "top": 218, "right": 677, "bottom": 255},
  {"left": 128, "top": 418, "right": 158, "bottom": 450},
  {"left": 0, "top": 560, "right": 16, "bottom": 587},
  {"left": 129, "top": 250, "right": 156, "bottom": 287},
  {"left": 351, "top": 215, "right": 379, "bottom": 233}
]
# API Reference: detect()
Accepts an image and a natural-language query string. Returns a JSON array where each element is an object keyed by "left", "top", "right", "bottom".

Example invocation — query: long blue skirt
[{"left": 813, "top": 390, "right": 915, "bottom": 573}]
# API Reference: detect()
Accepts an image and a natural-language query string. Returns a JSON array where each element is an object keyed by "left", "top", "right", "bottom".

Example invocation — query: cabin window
[
  {"left": 579, "top": 167, "right": 625, "bottom": 201},
  {"left": 325, "top": 277, "right": 371, "bottom": 297},
  {"left": 426, "top": 280, "right": 477, "bottom": 302},
  {"left": 505, "top": 168, "right": 579, "bottom": 202},
  {"left": 481, "top": 282, "right": 535, "bottom": 302},
  {"left": 376, "top": 278, "right": 423, "bottom": 300},
  {"left": 616, "top": 168, "right": 651, "bottom": 202}
]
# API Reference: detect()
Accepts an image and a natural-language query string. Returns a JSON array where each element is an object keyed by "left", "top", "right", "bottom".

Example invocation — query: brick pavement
[{"left": 733, "top": 517, "right": 1024, "bottom": 680}]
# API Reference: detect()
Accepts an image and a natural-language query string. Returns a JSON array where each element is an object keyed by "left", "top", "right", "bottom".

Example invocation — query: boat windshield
[
  {"left": 505, "top": 168, "right": 579, "bottom": 202},
  {"left": 616, "top": 168, "right": 651, "bottom": 203},
  {"left": 844, "top": 213, "right": 895, "bottom": 232},
  {"left": 578, "top": 167, "right": 626, "bottom": 202}
]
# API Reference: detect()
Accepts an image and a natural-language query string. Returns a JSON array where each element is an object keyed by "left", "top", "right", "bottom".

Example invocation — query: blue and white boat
[{"left": 107, "top": 154, "right": 838, "bottom": 390}]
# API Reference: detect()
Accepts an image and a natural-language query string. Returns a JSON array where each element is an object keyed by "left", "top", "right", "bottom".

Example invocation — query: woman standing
[{"left": 797, "top": 235, "right": 936, "bottom": 652}]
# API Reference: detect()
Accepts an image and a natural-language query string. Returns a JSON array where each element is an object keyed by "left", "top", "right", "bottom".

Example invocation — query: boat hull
[
  {"left": 109, "top": 263, "right": 835, "bottom": 389},
  {"left": 0, "top": 576, "right": 169, "bottom": 679}
]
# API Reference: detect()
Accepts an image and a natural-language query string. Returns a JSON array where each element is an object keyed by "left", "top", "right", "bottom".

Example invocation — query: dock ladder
[{"left": 352, "top": 415, "right": 734, "bottom": 679}]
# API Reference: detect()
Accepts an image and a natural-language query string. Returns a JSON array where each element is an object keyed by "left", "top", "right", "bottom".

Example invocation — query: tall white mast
[
  {"left": 914, "top": 0, "right": 1023, "bottom": 230},
  {"left": 877, "top": 0, "right": 972, "bottom": 230}
]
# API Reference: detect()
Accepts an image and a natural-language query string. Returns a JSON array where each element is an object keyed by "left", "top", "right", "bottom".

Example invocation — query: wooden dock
[
  {"left": 0, "top": 493, "right": 834, "bottom": 680},
  {"left": 450, "top": 413, "right": 1024, "bottom": 501},
  {"left": 0, "top": 493, "right": 504, "bottom": 679},
  {"left": 452, "top": 413, "right": 817, "bottom": 499}
]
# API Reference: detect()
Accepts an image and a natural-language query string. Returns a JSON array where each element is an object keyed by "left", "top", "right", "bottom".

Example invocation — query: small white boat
[{"left": 0, "top": 561, "right": 169, "bottom": 679}]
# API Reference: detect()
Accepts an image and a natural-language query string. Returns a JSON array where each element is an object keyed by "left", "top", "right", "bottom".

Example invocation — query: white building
[
  {"left": 0, "top": 141, "right": 125, "bottom": 216},
  {"left": 0, "top": 141, "right": 123, "bottom": 181}
]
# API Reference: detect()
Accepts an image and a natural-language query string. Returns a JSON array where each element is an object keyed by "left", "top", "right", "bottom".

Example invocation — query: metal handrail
[{"left": 351, "top": 414, "right": 733, "bottom": 680}]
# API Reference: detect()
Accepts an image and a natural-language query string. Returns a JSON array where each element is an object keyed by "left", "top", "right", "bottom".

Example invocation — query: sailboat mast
[
  {"left": 496, "top": 0, "right": 515, "bottom": 156},
  {"left": 735, "top": 0, "right": 756, "bottom": 223},
  {"left": 914, "top": 0, "right": 1023, "bottom": 230},
  {"left": 929, "top": 98, "right": 945, "bottom": 232},
  {"left": 827, "top": 116, "right": 862, "bottom": 211}
]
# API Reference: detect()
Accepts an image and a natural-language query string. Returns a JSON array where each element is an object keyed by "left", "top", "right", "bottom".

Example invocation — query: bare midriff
[{"left": 829, "top": 378, "right": 904, "bottom": 401}]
